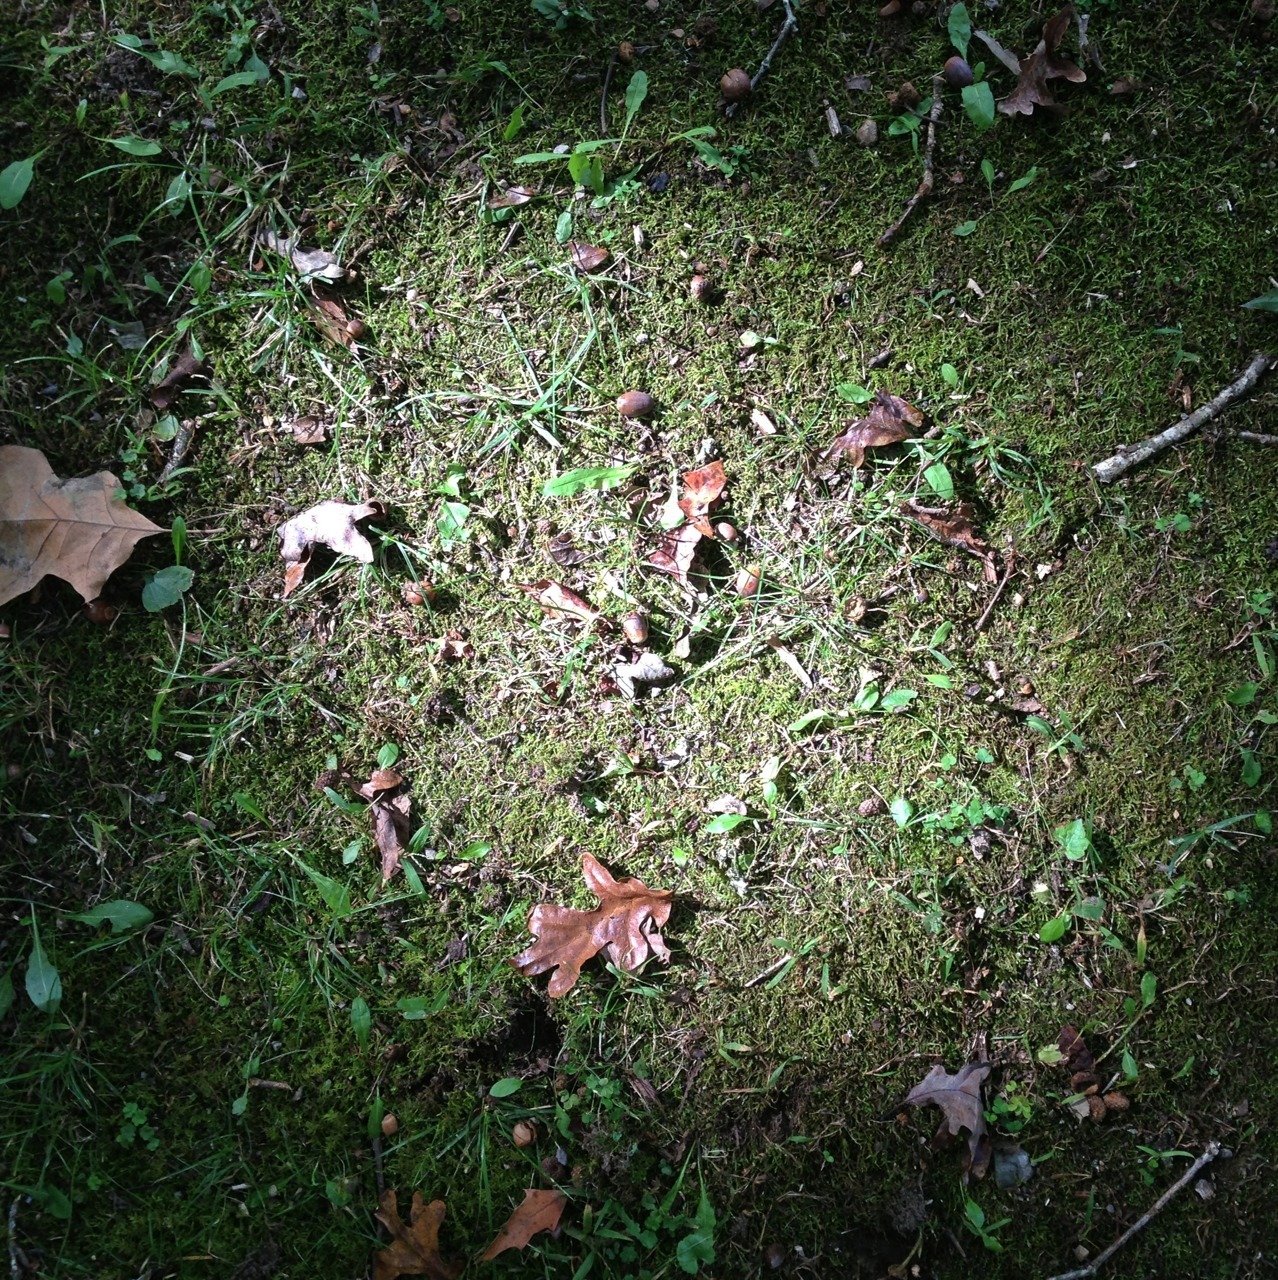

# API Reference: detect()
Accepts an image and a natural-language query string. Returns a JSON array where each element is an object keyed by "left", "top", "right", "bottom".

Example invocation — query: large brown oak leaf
[{"left": 373, "top": 1191, "right": 461, "bottom": 1280}]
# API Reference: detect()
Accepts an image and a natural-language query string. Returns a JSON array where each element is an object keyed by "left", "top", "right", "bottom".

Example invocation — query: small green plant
[
  {"left": 986, "top": 1081, "right": 1033, "bottom": 1134},
  {"left": 1135, "top": 1145, "right": 1193, "bottom": 1188},
  {"left": 117, "top": 1101, "right": 160, "bottom": 1150},
  {"left": 532, "top": 0, "right": 595, "bottom": 29},
  {"left": 962, "top": 1195, "right": 1010, "bottom": 1252}
]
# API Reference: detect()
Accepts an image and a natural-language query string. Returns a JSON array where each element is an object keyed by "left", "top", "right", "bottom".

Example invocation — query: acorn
[
  {"left": 616, "top": 390, "right": 656, "bottom": 419},
  {"left": 345, "top": 318, "right": 367, "bottom": 340},
  {"left": 720, "top": 68, "right": 752, "bottom": 102},
  {"left": 622, "top": 612, "right": 650, "bottom": 644},
  {"left": 734, "top": 563, "right": 762, "bottom": 597},
  {"left": 84, "top": 599, "right": 117, "bottom": 624},
  {"left": 715, "top": 521, "right": 739, "bottom": 542},
  {"left": 512, "top": 1120, "right": 539, "bottom": 1148},
  {"left": 943, "top": 56, "right": 974, "bottom": 89},
  {"left": 381, "top": 1113, "right": 399, "bottom": 1137},
  {"left": 689, "top": 274, "right": 713, "bottom": 303},
  {"left": 403, "top": 580, "right": 436, "bottom": 606},
  {"left": 618, "top": 40, "right": 636, "bottom": 63}
]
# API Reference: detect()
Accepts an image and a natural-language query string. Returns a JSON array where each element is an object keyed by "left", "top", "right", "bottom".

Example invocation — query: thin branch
[
  {"left": 1091, "top": 353, "right": 1276, "bottom": 483},
  {"left": 1044, "top": 1142, "right": 1224, "bottom": 1280},
  {"left": 600, "top": 49, "right": 618, "bottom": 134},
  {"left": 973, "top": 561, "right": 1014, "bottom": 634},
  {"left": 1232, "top": 429, "right": 1278, "bottom": 445},
  {"left": 156, "top": 416, "right": 200, "bottom": 487},
  {"left": 878, "top": 76, "right": 944, "bottom": 248},
  {"left": 8, "top": 1201, "right": 18, "bottom": 1280},
  {"left": 725, "top": 0, "right": 797, "bottom": 118}
]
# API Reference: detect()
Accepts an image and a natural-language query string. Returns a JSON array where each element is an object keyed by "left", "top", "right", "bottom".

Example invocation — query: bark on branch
[{"left": 878, "top": 76, "right": 945, "bottom": 248}]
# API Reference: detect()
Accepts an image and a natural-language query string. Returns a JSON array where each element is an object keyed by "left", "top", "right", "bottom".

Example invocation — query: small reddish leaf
[
  {"left": 899, "top": 500, "right": 997, "bottom": 582},
  {"left": 479, "top": 1189, "right": 567, "bottom": 1260},
  {"left": 150, "top": 346, "right": 209, "bottom": 410},
  {"left": 678, "top": 460, "right": 727, "bottom": 534},
  {"left": 488, "top": 185, "right": 537, "bottom": 209},
  {"left": 511, "top": 853, "right": 673, "bottom": 997},
  {"left": 569, "top": 242, "right": 610, "bottom": 272},
  {"left": 374, "top": 1191, "right": 461, "bottom": 1280},
  {"left": 823, "top": 391, "right": 924, "bottom": 468}
]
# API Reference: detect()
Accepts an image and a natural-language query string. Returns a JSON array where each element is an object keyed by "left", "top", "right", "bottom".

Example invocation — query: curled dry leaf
[
  {"left": 546, "top": 530, "right": 587, "bottom": 567},
  {"left": 899, "top": 500, "right": 997, "bottom": 583},
  {"left": 373, "top": 1190, "right": 461, "bottom": 1280},
  {"left": 308, "top": 286, "right": 364, "bottom": 348},
  {"left": 511, "top": 852, "right": 673, "bottom": 996},
  {"left": 569, "top": 241, "right": 610, "bottom": 272},
  {"left": 479, "top": 1189, "right": 567, "bottom": 1261},
  {"left": 999, "top": 6, "right": 1086, "bottom": 118},
  {"left": 614, "top": 651, "right": 676, "bottom": 698},
  {"left": 647, "top": 522, "right": 704, "bottom": 587},
  {"left": 353, "top": 768, "right": 411, "bottom": 881},
  {"left": 276, "top": 499, "right": 384, "bottom": 598},
  {"left": 437, "top": 631, "right": 476, "bottom": 660},
  {"left": 259, "top": 228, "right": 346, "bottom": 282},
  {"left": 678, "top": 460, "right": 727, "bottom": 535},
  {"left": 520, "top": 578, "right": 608, "bottom": 626},
  {"left": 150, "top": 346, "right": 209, "bottom": 411},
  {"left": 0, "top": 446, "right": 164, "bottom": 607},
  {"left": 823, "top": 391, "right": 924, "bottom": 468},
  {"left": 487, "top": 184, "right": 537, "bottom": 209},
  {"left": 290, "top": 415, "right": 328, "bottom": 446},
  {"left": 901, "top": 1062, "right": 992, "bottom": 1182}
]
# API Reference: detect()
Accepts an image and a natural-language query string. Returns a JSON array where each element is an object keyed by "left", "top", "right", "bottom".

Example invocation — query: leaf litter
[
  {"left": 373, "top": 1191, "right": 461, "bottom": 1280},
  {"left": 822, "top": 391, "right": 924, "bottom": 470},
  {"left": 899, "top": 499, "right": 998, "bottom": 582},
  {"left": 647, "top": 461, "right": 728, "bottom": 587},
  {"left": 998, "top": 5, "right": 1087, "bottom": 118},
  {"left": 276, "top": 499, "right": 384, "bottom": 597},
  {"left": 150, "top": 345, "right": 209, "bottom": 411},
  {"left": 0, "top": 445, "right": 164, "bottom": 607},
  {"left": 479, "top": 1189, "right": 567, "bottom": 1260},
  {"left": 898, "top": 1061, "right": 992, "bottom": 1182},
  {"left": 258, "top": 228, "right": 347, "bottom": 282},
  {"left": 511, "top": 853, "right": 673, "bottom": 996}
]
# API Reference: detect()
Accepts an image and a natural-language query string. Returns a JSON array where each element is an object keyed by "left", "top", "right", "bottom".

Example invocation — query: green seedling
[{"left": 117, "top": 1101, "right": 160, "bottom": 1150}]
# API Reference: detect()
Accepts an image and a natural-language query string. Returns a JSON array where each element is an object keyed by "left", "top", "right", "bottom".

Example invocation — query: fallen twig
[
  {"left": 725, "top": 0, "right": 797, "bottom": 119},
  {"left": 878, "top": 76, "right": 944, "bottom": 248},
  {"left": 1044, "top": 1141, "right": 1224, "bottom": 1280},
  {"left": 1232, "top": 429, "right": 1278, "bottom": 445},
  {"left": 1091, "top": 353, "right": 1276, "bottom": 483},
  {"left": 600, "top": 49, "right": 618, "bottom": 134},
  {"left": 973, "top": 561, "right": 1014, "bottom": 634},
  {"left": 156, "top": 416, "right": 200, "bottom": 487},
  {"left": 8, "top": 1200, "right": 18, "bottom": 1280}
]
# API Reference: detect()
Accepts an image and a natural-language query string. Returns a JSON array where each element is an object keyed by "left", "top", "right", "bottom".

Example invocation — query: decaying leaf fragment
[
  {"left": 373, "top": 1190, "right": 461, "bottom": 1280},
  {"left": 511, "top": 853, "right": 673, "bottom": 996},
  {"left": 999, "top": 6, "right": 1086, "bottom": 117},
  {"left": 0, "top": 446, "right": 165, "bottom": 607},
  {"left": 647, "top": 522, "right": 704, "bottom": 587},
  {"left": 307, "top": 287, "right": 365, "bottom": 348},
  {"left": 276, "top": 499, "right": 384, "bottom": 597},
  {"left": 569, "top": 242, "right": 610, "bottom": 272},
  {"left": 488, "top": 184, "right": 537, "bottom": 209},
  {"left": 480, "top": 1189, "right": 567, "bottom": 1261},
  {"left": 899, "top": 500, "right": 997, "bottom": 582},
  {"left": 902, "top": 1061, "right": 992, "bottom": 1181},
  {"left": 678, "top": 460, "right": 727, "bottom": 536},
  {"left": 259, "top": 228, "right": 347, "bottom": 282},
  {"left": 823, "top": 392, "right": 924, "bottom": 468},
  {"left": 520, "top": 579, "right": 608, "bottom": 626},
  {"left": 354, "top": 767, "right": 411, "bottom": 883},
  {"left": 150, "top": 346, "right": 209, "bottom": 411}
]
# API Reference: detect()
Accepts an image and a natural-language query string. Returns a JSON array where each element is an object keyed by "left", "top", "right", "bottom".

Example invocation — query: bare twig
[
  {"left": 725, "top": 0, "right": 797, "bottom": 118},
  {"left": 156, "top": 417, "right": 200, "bottom": 487},
  {"left": 372, "top": 1134, "right": 386, "bottom": 1198},
  {"left": 1044, "top": 1142, "right": 1224, "bottom": 1280},
  {"left": 1091, "top": 353, "right": 1276, "bottom": 483},
  {"left": 973, "top": 561, "right": 1014, "bottom": 634},
  {"left": 8, "top": 1200, "right": 18, "bottom": 1280},
  {"left": 878, "top": 76, "right": 944, "bottom": 248},
  {"left": 600, "top": 49, "right": 618, "bottom": 134},
  {"left": 1232, "top": 429, "right": 1278, "bottom": 445}
]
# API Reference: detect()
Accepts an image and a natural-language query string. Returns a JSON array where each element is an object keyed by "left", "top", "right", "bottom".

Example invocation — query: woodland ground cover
[{"left": 2, "top": 1, "right": 1277, "bottom": 1277}]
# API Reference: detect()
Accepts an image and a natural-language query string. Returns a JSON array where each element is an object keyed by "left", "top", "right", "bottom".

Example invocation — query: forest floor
[{"left": 2, "top": 1, "right": 1277, "bottom": 1277}]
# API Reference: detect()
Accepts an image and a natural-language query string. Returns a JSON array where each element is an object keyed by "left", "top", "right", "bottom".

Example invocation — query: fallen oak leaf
[
  {"left": 0, "top": 445, "right": 165, "bottom": 607},
  {"left": 479, "top": 1189, "right": 567, "bottom": 1261},
  {"left": 150, "top": 345, "right": 209, "bottom": 411},
  {"left": 900, "top": 1061, "right": 992, "bottom": 1182},
  {"left": 487, "top": 184, "right": 537, "bottom": 209},
  {"left": 823, "top": 391, "right": 924, "bottom": 469},
  {"left": 308, "top": 287, "right": 365, "bottom": 348},
  {"left": 437, "top": 632, "right": 476, "bottom": 660},
  {"left": 999, "top": 5, "right": 1086, "bottom": 118},
  {"left": 678, "top": 460, "right": 727, "bottom": 535},
  {"left": 277, "top": 499, "right": 384, "bottom": 598},
  {"left": 647, "top": 523, "right": 704, "bottom": 587},
  {"left": 374, "top": 1190, "right": 461, "bottom": 1280},
  {"left": 354, "top": 767, "right": 410, "bottom": 881},
  {"left": 511, "top": 853, "right": 673, "bottom": 997},
  {"left": 259, "top": 228, "right": 346, "bottom": 282},
  {"left": 569, "top": 241, "right": 610, "bottom": 272},
  {"left": 520, "top": 578, "right": 609, "bottom": 627},
  {"left": 899, "top": 499, "right": 998, "bottom": 583}
]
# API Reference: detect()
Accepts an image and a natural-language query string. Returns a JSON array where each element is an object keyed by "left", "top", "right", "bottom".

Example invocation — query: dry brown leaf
[
  {"left": 437, "top": 632, "right": 476, "bottom": 661},
  {"left": 307, "top": 288, "right": 363, "bottom": 348},
  {"left": 520, "top": 579, "right": 607, "bottom": 626},
  {"left": 0, "top": 446, "right": 165, "bottom": 607},
  {"left": 903, "top": 1062, "right": 992, "bottom": 1181},
  {"left": 259, "top": 229, "right": 346, "bottom": 282},
  {"left": 899, "top": 500, "right": 997, "bottom": 582},
  {"left": 999, "top": 6, "right": 1086, "bottom": 117},
  {"left": 352, "top": 768, "right": 411, "bottom": 881},
  {"left": 766, "top": 635, "right": 813, "bottom": 689},
  {"left": 569, "top": 242, "right": 610, "bottom": 272},
  {"left": 290, "top": 415, "right": 328, "bottom": 445},
  {"left": 374, "top": 1190, "right": 461, "bottom": 1280},
  {"left": 678, "top": 460, "right": 727, "bottom": 535},
  {"left": 823, "top": 392, "right": 924, "bottom": 468},
  {"left": 150, "top": 346, "right": 209, "bottom": 411},
  {"left": 488, "top": 185, "right": 537, "bottom": 209},
  {"left": 647, "top": 523, "right": 704, "bottom": 587},
  {"left": 277, "top": 499, "right": 383, "bottom": 598},
  {"left": 511, "top": 853, "right": 673, "bottom": 997},
  {"left": 479, "top": 1189, "right": 567, "bottom": 1261},
  {"left": 546, "top": 530, "right": 587, "bottom": 567}
]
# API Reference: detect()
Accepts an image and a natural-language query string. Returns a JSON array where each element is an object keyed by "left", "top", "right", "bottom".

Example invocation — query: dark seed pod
[
  {"left": 720, "top": 68, "right": 752, "bottom": 102},
  {"left": 943, "top": 56, "right": 975, "bottom": 89},
  {"left": 616, "top": 390, "right": 656, "bottom": 419}
]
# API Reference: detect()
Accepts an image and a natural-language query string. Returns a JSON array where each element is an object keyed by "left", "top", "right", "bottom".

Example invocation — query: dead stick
[
  {"left": 973, "top": 561, "right": 1013, "bottom": 634},
  {"left": 372, "top": 1133, "right": 386, "bottom": 1198},
  {"left": 157, "top": 416, "right": 199, "bottom": 487},
  {"left": 1044, "top": 1141, "right": 1224, "bottom": 1280},
  {"left": 1233, "top": 429, "right": 1278, "bottom": 445},
  {"left": 600, "top": 49, "right": 618, "bottom": 134},
  {"left": 1091, "top": 353, "right": 1276, "bottom": 484},
  {"left": 878, "top": 76, "right": 944, "bottom": 248},
  {"left": 725, "top": 0, "right": 797, "bottom": 118},
  {"left": 8, "top": 1201, "right": 18, "bottom": 1280}
]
